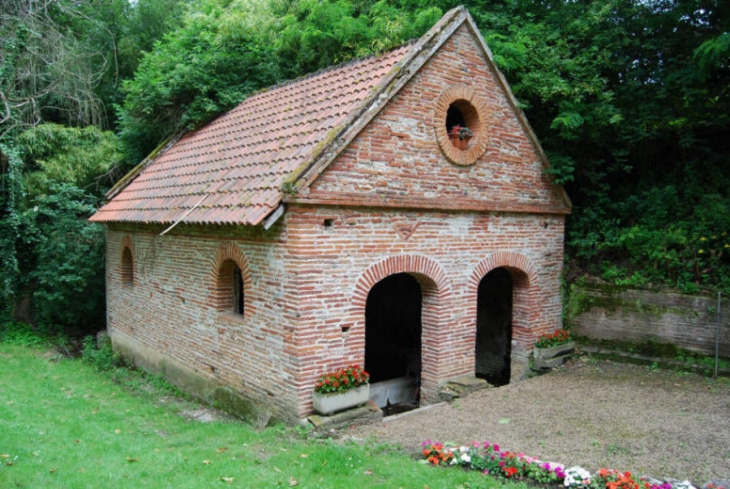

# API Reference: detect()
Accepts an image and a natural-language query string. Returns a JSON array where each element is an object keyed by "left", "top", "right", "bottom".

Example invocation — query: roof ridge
[{"left": 249, "top": 40, "right": 418, "bottom": 97}]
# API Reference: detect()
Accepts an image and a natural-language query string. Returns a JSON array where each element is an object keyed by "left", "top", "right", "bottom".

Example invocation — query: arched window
[
  {"left": 121, "top": 247, "right": 134, "bottom": 286},
  {"left": 216, "top": 259, "right": 244, "bottom": 315}
]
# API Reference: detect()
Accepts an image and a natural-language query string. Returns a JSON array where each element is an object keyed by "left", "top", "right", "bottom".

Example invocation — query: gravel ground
[{"left": 344, "top": 358, "right": 730, "bottom": 484}]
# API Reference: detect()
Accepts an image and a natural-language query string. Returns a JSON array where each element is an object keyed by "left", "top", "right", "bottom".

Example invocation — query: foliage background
[{"left": 1, "top": 0, "right": 728, "bottom": 333}]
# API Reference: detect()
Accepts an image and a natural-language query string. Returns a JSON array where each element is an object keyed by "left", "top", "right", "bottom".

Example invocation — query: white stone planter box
[
  {"left": 312, "top": 384, "right": 370, "bottom": 415},
  {"left": 533, "top": 341, "right": 576, "bottom": 369}
]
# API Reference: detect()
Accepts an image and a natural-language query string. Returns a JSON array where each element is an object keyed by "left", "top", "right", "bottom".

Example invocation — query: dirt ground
[{"left": 343, "top": 358, "right": 730, "bottom": 484}]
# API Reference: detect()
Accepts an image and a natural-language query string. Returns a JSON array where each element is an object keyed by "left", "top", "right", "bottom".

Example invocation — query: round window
[{"left": 435, "top": 86, "right": 489, "bottom": 166}]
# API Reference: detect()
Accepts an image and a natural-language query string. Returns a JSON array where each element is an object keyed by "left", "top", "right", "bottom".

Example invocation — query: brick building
[{"left": 90, "top": 7, "right": 571, "bottom": 422}]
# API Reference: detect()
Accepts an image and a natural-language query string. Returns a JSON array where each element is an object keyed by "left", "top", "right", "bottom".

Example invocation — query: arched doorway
[
  {"left": 475, "top": 267, "right": 513, "bottom": 386},
  {"left": 365, "top": 273, "right": 422, "bottom": 411}
]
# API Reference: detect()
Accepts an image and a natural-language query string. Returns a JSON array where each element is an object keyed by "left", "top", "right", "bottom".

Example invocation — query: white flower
[
  {"left": 564, "top": 466, "right": 592, "bottom": 488},
  {"left": 460, "top": 453, "right": 471, "bottom": 464}
]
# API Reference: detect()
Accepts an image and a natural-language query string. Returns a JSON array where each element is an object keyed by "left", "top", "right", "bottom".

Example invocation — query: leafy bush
[
  {"left": 568, "top": 187, "right": 730, "bottom": 293},
  {"left": 25, "top": 184, "right": 106, "bottom": 332},
  {"left": 2, "top": 127, "right": 113, "bottom": 336},
  {"left": 18, "top": 124, "right": 125, "bottom": 196},
  {"left": 81, "top": 334, "right": 121, "bottom": 371},
  {"left": 117, "top": 0, "right": 283, "bottom": 163},
  {"left": 0, "top": 321, "right": 47, "bottom": 347}
]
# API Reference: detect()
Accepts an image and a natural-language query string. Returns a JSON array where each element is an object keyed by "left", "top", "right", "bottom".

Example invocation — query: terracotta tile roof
[{"left": 90, "top": 45, "right": 412, "bottom": 226}]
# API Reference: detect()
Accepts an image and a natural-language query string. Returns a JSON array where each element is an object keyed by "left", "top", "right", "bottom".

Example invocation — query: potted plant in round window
[
  {"left": 532, "top": 329, "right": 575, "bottom": 369},
  {"left": 448, "top": 125, "right": 473, "bottom": 150},
  {"left": 312, "top": 365, "right": 370, "bottom": 415}
]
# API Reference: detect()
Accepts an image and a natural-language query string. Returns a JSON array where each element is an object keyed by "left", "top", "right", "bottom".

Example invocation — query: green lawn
[{"left": 0, "top": 344, "right": 518, "bottom": 488}]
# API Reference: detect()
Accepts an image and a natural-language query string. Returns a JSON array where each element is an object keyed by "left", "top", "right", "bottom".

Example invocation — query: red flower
[{"left": 503, "top": 467, "right": 518, "bottom": 478}]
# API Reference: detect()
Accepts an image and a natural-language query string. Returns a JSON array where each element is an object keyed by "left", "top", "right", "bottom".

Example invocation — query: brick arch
[
  {"left": 469, "top": 251, "right": 539, "bottom": 287},
  {"left": 351, "top": 254, "right": 452, "bottom": 404},
  {"left": 352, "top": 254, "right": 451, "bottom": 308},
  {"left": 120, "top": 235, "right": 135, "bottom": 286},
  {"left": 468, "top": 252, "right": 541, "bottom": 351},
  {"left": 209, "top": 243, "right": 252, "bottom": 315}
]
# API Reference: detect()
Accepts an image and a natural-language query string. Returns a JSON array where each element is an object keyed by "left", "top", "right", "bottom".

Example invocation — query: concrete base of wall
[
  {"left": 580, "top": 344, "right": 730, "bottom": 378},
  {"left": 307, "top": 400, "right": 383, "bottom": 430},
  {"left": 438, "top": 375, "right": 489, "bottom": 401},
  {"left": 109, "top": 328, "right": 276, "bottom": 426}
]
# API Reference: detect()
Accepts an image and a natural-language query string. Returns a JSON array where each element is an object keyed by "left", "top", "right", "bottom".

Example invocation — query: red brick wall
[
  {"left": 283, "top": 24, "right": 568, "bottom": 413},
  {"left": 284, "top": 207, "right": 565, "bottom": 414},
  {"left": 300, "top": 25, "right": 568, "bottom": 214},
  {"left": 105, "top": 223, "right": 303, "bottom": 419}
]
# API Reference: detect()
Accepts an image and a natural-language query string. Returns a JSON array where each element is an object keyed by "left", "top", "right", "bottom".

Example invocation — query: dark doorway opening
[
  {"left": 365, "top": 273, "right": 422, "bottom": 413},
  {"left": 475, "top": 268, "right": 513, "bottom": 386}
]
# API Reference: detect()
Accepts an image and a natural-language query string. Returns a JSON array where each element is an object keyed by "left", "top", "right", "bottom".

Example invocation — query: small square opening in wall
[
  {"left": 323, "top": 218, "right": 335, "bottom": 228},
  {"left": 341, "top": 325, "right": 351, "bottom": 333}
]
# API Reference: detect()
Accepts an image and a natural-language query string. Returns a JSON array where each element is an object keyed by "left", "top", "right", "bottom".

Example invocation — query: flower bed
[{"left": 420, "top": 440, "right": 706, "bottom": 489}]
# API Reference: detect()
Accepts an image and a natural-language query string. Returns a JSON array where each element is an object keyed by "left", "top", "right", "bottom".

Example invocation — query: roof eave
[{"left": 103, "top": 131, "right": 186, "bottom": 202}]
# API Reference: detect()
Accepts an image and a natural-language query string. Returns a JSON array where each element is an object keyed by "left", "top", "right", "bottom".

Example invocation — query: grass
[{"left": 0, "top": 344, "right": 520, "bottom": 488}]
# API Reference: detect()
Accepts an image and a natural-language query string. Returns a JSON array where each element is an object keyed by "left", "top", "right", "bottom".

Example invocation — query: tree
[
  {"left": 0, "top": 0, "right": 117, "bottom": 136},
  {"left": 471, "top": 0, "right": 730, "bottom": 291},
  {"left": 117, "top": 0, "right": 442, "bottom": 163},
  {"left": 0, "top": 125, "right": 119, "bottom": 330},
  {"left": 116, "top": 0, "right": 284, "bottom": 164},
  {"left": 0, "top": 0, "right": 253, "bottom": 328},
  {"left": 274, "top": 0, "right": 441, "bottom": 76}
]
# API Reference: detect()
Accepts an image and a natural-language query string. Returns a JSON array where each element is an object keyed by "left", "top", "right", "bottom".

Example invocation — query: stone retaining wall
[{"left": 567, "top": 284, "right": 729, "bottom": 357}]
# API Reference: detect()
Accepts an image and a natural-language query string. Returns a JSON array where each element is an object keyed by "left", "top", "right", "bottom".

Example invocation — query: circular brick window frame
[{"left": 435, "top": 85, "right": 489, "bottom": 166}]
